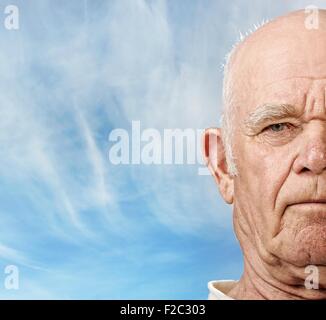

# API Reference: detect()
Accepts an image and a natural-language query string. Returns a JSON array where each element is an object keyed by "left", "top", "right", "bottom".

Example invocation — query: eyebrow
[{"left": 243, "top": 103, "right": 300, "bottom": 135}]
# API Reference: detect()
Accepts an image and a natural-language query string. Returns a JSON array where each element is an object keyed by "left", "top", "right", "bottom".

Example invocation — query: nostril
[{"left": 293, "top": 144, "right": 326, "bottom": 175}]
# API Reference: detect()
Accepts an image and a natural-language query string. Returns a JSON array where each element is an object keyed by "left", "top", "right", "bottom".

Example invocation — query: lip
[
  {"left": 285, "top": 201, "right": 326, "bottom": 218},
  {"left": 288, "top": 200, "right": 326, "bottom": 208},
  {"left": 291, "top": 200, "right": 326, "bottom": 204}
]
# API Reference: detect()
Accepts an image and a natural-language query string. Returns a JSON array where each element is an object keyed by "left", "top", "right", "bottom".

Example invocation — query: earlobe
[
  {"left": 203, "top": 128, "right": 234, "bottom": 204},
  {"left": 221, "top": 177, "right": 234, "bottom": 204}
]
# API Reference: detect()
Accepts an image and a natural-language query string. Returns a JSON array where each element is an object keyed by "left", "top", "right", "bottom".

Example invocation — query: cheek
[
  {"left": 235, "top": 139, "right": 279, "bottom": 198},
  {"left": 234, "top": 139, "right": 295, "bottom": 237}
]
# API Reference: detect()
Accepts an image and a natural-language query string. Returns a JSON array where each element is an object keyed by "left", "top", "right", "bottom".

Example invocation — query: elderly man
[{"left": 204, "top": 9, "right": 326, "bottom": 299}]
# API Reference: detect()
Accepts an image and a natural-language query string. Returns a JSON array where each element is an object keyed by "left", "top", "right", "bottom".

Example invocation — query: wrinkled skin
[{"left": 204, "top": 10, "right": 326, "bottom": 299}]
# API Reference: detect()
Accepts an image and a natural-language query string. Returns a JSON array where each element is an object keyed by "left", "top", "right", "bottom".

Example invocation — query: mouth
[
  {"left": 287, "top": 200, "right": 326, "bottom": 210},
  {"left": 291, "top": 199, "right": 326, "bottom": 204}
]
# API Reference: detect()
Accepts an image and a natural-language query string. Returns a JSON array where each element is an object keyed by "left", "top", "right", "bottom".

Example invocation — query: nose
[{"left": 293, "top": 141, "right": 326, "bottom": 175}]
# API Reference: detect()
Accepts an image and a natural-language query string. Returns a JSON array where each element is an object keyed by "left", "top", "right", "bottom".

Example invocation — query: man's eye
[{"left": 265, "top": 123, "right": 289, "bottom": 132}]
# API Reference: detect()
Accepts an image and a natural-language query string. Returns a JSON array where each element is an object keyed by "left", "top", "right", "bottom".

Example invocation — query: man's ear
[{"left": 203, "top": 128, "right": 234, "bottom": 204}]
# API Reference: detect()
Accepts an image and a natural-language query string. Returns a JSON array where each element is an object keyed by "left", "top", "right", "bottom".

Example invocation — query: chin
[
  {"left": 274, "top": 224, "right": 326, "bottom": 266},
  {"left": 272, "top": 207, "right": 326, "bottom": 266}
]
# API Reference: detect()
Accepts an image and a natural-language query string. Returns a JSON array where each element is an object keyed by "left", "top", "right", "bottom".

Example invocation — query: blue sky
[{"left": 0, "top": 0, "right": 325, "bottom": 299}]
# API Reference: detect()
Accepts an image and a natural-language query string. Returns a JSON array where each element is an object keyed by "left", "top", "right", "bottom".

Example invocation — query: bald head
[{"left": 222, "top": 9, "right": 326, "bottom": 175}]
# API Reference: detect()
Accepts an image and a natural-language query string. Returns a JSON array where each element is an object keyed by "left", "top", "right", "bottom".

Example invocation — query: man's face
[{"left": 232, "top": 18, "right": 326, "bottom": 275}]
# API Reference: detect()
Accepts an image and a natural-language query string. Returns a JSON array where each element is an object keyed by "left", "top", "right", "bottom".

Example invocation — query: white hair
[{"left": 221, "top": 19, "right": 270, "bottom": 176}]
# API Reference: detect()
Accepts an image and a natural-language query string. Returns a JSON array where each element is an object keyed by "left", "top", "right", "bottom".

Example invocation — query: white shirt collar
[{"left": 207, "top": 280, "right": 237, "bottom": 300}]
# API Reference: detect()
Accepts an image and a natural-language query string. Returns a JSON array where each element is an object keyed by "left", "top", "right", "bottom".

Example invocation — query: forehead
[
  {"left": 233, "top": 19, "right": 326, "bottom": 118},
  {"left": 251, "top": 31, "right": 326, "bottom": 89}
]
